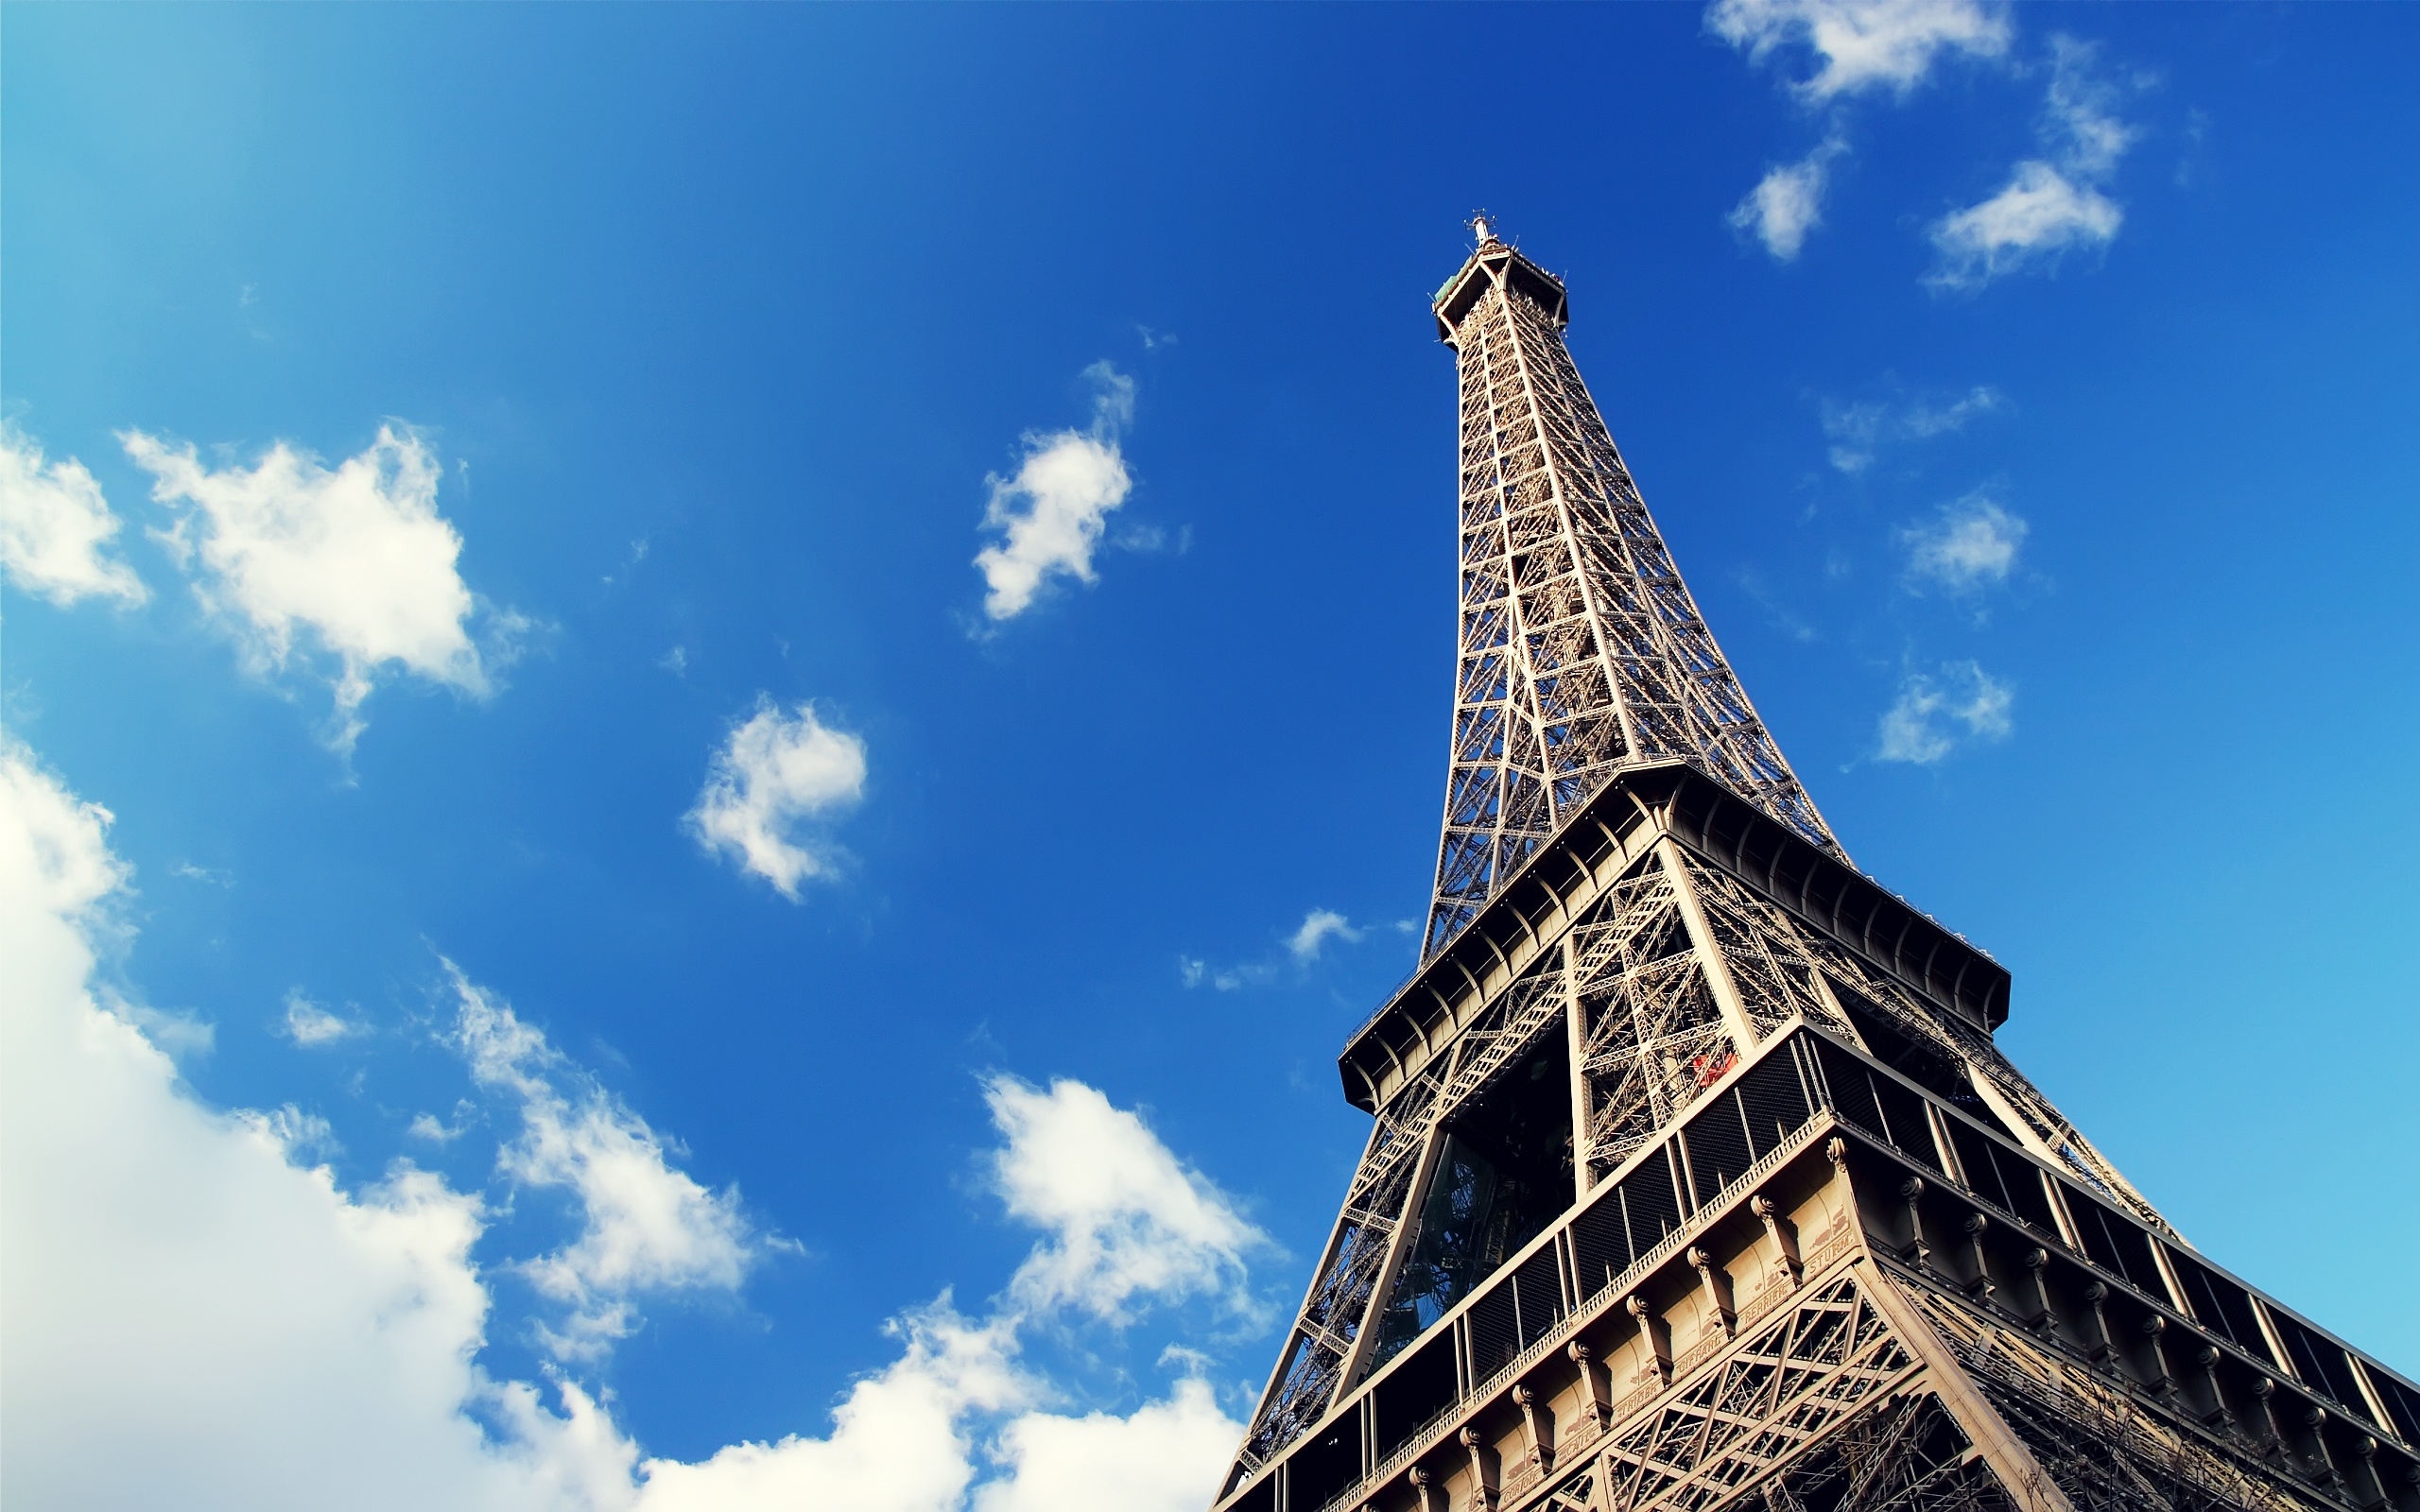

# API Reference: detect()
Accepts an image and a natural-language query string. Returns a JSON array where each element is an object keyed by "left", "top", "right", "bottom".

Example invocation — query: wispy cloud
[
  {"left": 686, "top": 696, "right": 867, "bottom": 900},
  {"left": 0, "top": 421, "right": 148, "bottom": 609},
  {"left": 447, "top": 963, "right": 780, "bottom": 1359},
  {"left": 1184, "top": 906, "right": 1383, "bottom": 989},
  {"left": 280, "top": 990, "right": 365, "bottom": 1047},
  {"left": 1707, "top": 0, "right": 2011, "bottom": 103},
  {"left": 975, "top": 363, "right": 1137, "bottom": 622},
  {"left": 1900, "top": 493, "right": 2028, "bottom": 592},
  {"left": 1730, "top": 135, "right": 1848, "bottom": 261},
  {"left": 1928, "top": 37, "right": 2137, "bottom": 290},
  {"left": 122, "top": 423, "right": 525, "bottom": 754},
  {"left": 1822, "top": 385, "right": 2004, "bottom": 472},
  {"left": 1876, "top": 661, "right": 2013, "bottom": 763},
  {"left": 1286, "top": 908, "right": 1364, "bottom": 963}
]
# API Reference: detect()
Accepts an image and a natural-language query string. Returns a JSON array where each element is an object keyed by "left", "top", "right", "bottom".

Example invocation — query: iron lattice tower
[{"left": 1214, "top": 227, "right": 2420, "bottom": 1512}]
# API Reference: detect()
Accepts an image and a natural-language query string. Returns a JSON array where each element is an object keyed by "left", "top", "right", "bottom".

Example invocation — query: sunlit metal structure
[{"left": 1214, "top": 224, "right": 2419, "bottom": 1512}]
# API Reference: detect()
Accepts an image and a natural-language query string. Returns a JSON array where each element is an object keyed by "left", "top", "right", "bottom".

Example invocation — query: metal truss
[
  {"left": 1242, "top": 939, "right": 1581, "bottom": 1467},
  {"left": 1900, "top": 1279, "right": 2326, "bottom": 1512},
  {"left": 1237, "top": 798, "right": 2189, "bottom": 1474},
  {"left": 1426, "top": 232, "right": 1836, "bottom": 958},
  {"left": 1595, "top": 1273, "right": 1917, "bottom": 1512},
  {"left": 1213, "top": 226, "right": 2407, "bottom": 1512}
]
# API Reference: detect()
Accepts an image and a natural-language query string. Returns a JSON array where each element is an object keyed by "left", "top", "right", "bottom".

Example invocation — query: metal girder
[{"left": 1424, "top": 232, "right": 1837, "bottom": 961}]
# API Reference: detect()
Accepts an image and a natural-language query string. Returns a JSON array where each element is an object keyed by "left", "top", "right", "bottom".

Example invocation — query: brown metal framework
[
  {"left": 1211, "top": 227, "right": 2418, "bottom": 1512},
  {"left": 1424, "top": 230, "right": 1834, "bottom": 959}
]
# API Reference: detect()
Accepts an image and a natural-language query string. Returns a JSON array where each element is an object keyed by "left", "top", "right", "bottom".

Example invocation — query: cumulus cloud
[
  {"left": 1876, "top": 661, "right": 2013, "bottom": 763},
  {"left": 0, "top": 421, "right": 149, "bottom": 607},
  {"left": 0, "top": 741, "right": 618, "bottom": 1511},
  {"left": 1927, "top": 37, "right": 2136, "bottom": 289},
  {"left": 2, "top": 742, "right": 1248, "bottom": 1512},
  {"left": 1730, "top": 136, "right": 1848, "bottom": 260},
  {"left": 629, "top": 1079, "right": 1253, "bottom": 1510},
  {"left": 448, "top": 965, "right": 770, "bottom": 1358},
  {"left": 686, "top": 696, "right": 867, "bottom": 900},
  {"left": 975, "top": 363, "right": 1136, "bottom": 621},
  {"left": 975, "top": 1376, "right": 1241, "bottom": 1512},
  {"left": 635, "top": 1302, "right": 1027, "bottom": 1510},
  {"left": 1287, "top": 908, "right": 1364, "bottom": 963},
  {"left": 1707, "top": 0, "right": 2011, "bottom": 101},
  {"left": 1900, "top": 494, "right": 2029, "bottom": 591},
  {"left": 987, "top": 1075, "right": 1264, "bottom": 1324},
  {"left": 122, "top": 423, "right": 520, "bottom": 753}
]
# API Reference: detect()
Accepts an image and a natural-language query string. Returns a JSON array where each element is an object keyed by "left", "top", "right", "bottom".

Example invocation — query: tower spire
[
  {"left": 1421, "top": 232, "right": 1837, "bottom": 957},
  {"left": 1210, "top": 230, "right": 2409, "bottom": 1512}
]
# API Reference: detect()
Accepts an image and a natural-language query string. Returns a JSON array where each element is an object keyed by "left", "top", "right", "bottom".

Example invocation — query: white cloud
[
  {"left": 975, "top": 364, "right": 1136, "bottom": 621},
  {"left": 0, "top": 741, "right": 623, "bottom": 1511},
  {"left": 1927, "top": 38, "right": 2135, "bottom": 289},
  {"left": 626, "top": 1077, "right": 1253, "bottom": 1510},
  {"left": 1730, "top": 136, "right": 1847, "bottom": 260},
  {"left": 283, "top": 990, "right": 364, "bottom": 1046},
  {"left": 686, "top": 696, "right": 867, "bottom": 900},
  {"left": 448, "top": 965, "right": 771, "bottom": 1359},
  {"left": 1821, "top": 386, "right": 2004, "bottom": 472},
  {"left": 1901, "top": 494, "right": 2028, "bottom": 591},
  {"left": 987, "top": 1075, "right": 1264, "bottom": 1325},
  {"left": 1876, "top": 661, "right": 2014, "bottom": 763},
  {"left": 1707, "top": 0, "right": 2011, "bottom": 101},
  {"left": 1287, "top": 908, "right": 1364, "bottom": 963},
  {"left": 0, "top": 422, "right": 149, "bottom": 608},
  {"left": 2, "top": 741, "right": 1248, "bottom": 1512},
  {"left": 2042, "top": 34, "right": 2136, "bottom": 180},
  {"left": 1927, "top": 162, "right": 2121, "bottom": 289},
  {"left": 633, "top": 1301, "right": 1026, "bottom": 1512},
  {"left": 123, "top": 423, "right": 520, "bottom": 753},
  {"left": 251, "top": 1103, "right": 343, "bottom": 1160},
  {"left": 975, "top": 1376, "right": 1242, "bottom": 1512}
]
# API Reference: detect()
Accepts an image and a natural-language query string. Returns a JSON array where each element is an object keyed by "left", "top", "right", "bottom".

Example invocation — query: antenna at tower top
[{"left": 1469, "top": 212, "right": 1495, "bottom": 246}]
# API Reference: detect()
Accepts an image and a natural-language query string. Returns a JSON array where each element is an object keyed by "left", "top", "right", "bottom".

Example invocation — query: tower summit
[
  {"left": 1418, "top": 223, "right": 1835, "bottom": 961},
  {"left": 1213, "top": 228, "right": 2419, "bottom": 1512}
]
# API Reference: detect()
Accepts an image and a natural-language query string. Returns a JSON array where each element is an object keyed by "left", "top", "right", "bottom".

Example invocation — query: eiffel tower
[{"left": 1212, "top": 224, "right": 2420, "bottom": 1512}]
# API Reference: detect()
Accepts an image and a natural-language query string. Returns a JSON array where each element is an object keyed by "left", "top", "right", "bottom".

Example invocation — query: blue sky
[{"left": 4, "top": 4, "right": 2415, "bottom": 1506}]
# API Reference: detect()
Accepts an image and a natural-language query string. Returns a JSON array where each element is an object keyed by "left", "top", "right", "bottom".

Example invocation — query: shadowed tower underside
[{"left": 1213, "top": 229, "right": 2420, "bottom": 1512}]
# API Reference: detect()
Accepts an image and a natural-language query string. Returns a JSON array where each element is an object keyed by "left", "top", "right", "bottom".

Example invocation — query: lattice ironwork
[
  {"left": 1213, "top": 225, "right": 2403, "bottom": 1512},
  {"left": 1903, "top": 1284, "right": 2327, "bottom": 1512},
  {"left": 1242, "top": 942, "right": 1579, "bottom": 1463},
  {"left": 1573, "top": 852, "right": 1736, "bottom": 1182},
  {"left": 1599, "top": 1272, "right": 1917, "bottom": 1512},
  {"left": 1426, "top": 231, "right": 1836, "bottom": 958}
]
